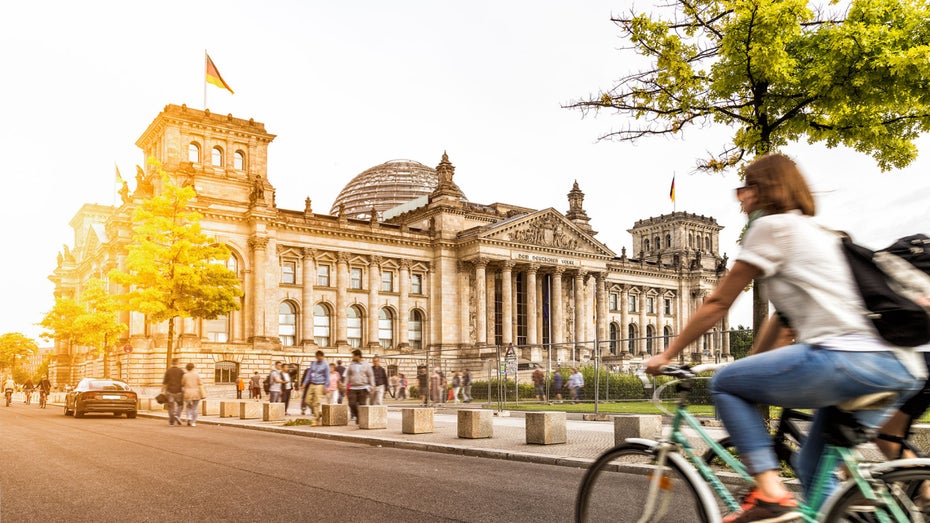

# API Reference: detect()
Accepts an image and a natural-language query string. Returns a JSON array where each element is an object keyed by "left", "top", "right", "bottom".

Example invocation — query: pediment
[{"left": 480, "top": 209, "right": 614, "bottom": 257}]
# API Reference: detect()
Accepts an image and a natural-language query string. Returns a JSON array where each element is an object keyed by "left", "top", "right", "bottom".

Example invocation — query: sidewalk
[{"left": 136, "top": 401, "right": 730, "bottom": 469}]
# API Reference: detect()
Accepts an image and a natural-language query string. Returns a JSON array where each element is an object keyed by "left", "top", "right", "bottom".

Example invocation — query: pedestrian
[
  {"left": 438, "top": 368, "right": 447, "bottom": 403},
  {"left": 250, "top": 371, "right": 261, "bottom": 399},
  {"left": 161, "top": 358, "right": 185, "bottom": 426},
  {"left": 344, "top": 349, "right": 374, "bottom": 422},
  {"left": 568, "top": 367, "right": 584, "bottom": 403},
  {"left": 300, "top": 351, "right": 329, "bottom": 423},
  {"left": 417, "top": 367, "right": 429, "bottom": 405},
  {"left": 235, "top": 375, "right": 245, "bottom": 399},
  {"left": 398, "top": 373, "right": 408, "bottom": 400},
  {"left": 532, "top": 366, "right": 546, "bottom": 402},
  {"left": 388, "top": 373, "right": 399, "bottom": 399},
  {"left": 335, "top": 359, "right": 346, "bottom": 404},
  {"left": 268, "top": 361, "right": 284, "bottom": 404},
  {"left": 552, "top": 368, "right": 564, "bottom": 403},
  {"left": 462, "top": 369, "right": 472, "bottom": 403},
  {"left": 326, "top": 363, "right": 341, "bottom": 405},
  {"left": 182, "top": 362, "right": 204, "bottom": 427},
  {"left": 429, "top": 367, "right": 442, "bottom": 404},
  {"left": 450, "top": 371, "right": 462, "bottom": 403},
  {"left": 371, "top": 356, "right": 388, "bottom": 405},
  {"left": 280, "top": 364, "right": 293, "bottom": 414}
]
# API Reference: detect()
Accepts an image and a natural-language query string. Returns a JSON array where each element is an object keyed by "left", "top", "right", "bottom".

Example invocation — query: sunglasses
[{"left": 735, "top": 184, "right": 755, "bottom": 196}]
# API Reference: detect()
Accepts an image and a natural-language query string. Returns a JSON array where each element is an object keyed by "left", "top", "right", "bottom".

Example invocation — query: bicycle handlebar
[{"left": 658, "top": 362, "right": 730, "bottom": 380}]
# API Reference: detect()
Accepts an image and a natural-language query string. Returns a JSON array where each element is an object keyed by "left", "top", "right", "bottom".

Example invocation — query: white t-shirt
[{"left": 737, "top": 211, "right": 926, "bottom": 377}]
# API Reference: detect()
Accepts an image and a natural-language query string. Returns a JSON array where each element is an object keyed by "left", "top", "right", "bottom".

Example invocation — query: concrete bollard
[
  {"left": 613, "top": 414, "right": 663, "bottom": 445},
  {"left": 526, "top": 411, "right": 567, "bottom": 445},
  {"left": 262, "top": 402, "right": 285, "bottom": 421},
  {"left": 200, "top": 399, "right": 220, "bottom": 416},
  {"left": 402, "top": 408, "right": 434, "bottom": 434},
  {"left": 322, "top": 404, "right": 349, "bottom": 426},
  {"left": 358, "top": 405, "right": 388, "bottom": 429},
  {"left": 458, "top": 409, "right": 493, "bottom": 439},
  {"left": 219, "top": 400, "right": 243, "bottom": 418},
  {"left": 239, "top": 401, "right": 261, "bottom": 420}
]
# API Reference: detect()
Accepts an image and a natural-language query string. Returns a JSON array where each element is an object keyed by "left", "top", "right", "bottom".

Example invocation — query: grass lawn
[{"left": 491, "top": 401, "right": 717, "bottom": 418}]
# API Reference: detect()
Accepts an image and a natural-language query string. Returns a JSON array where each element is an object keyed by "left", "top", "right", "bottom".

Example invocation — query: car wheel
[
  {"left": 74, "top": 409, "right": 84, "bottom": 418},
  {"left": 64, "top": 403, "right": 73, "bottom": 416},
  {"left": 126, "top": 411, "right": 137, "bottom": 419}
]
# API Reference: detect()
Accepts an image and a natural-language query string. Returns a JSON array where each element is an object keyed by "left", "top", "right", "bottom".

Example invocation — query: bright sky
[{"left": 2, "top": 1, "right": 929, "bottom": 343}]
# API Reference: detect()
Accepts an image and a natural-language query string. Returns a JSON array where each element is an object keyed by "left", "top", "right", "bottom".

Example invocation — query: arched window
[
  {"left": 234, "top": 150, "right": 245, "bottom": 170},
  {"left": 188, "top": 142, "right": 201, "bottom": 163},
  {"left": 663, "top": 326, "right": 672, "bottom": 348},
  {"left": 215, "top": 361, "right": 238, "bottom": 383},
  {"left": 644, "top": 238, "right": 650, "bottom": 252},
  {"left": 313, "top": 304, "right": 331, "bottom": 347},
  {"left": 408, "top": 310, "right": 423, "bottom": 350},
  {"left": 203, "top": 315, "right": 229, "bottom": 342},
  {"left": 654, "top": 236, "right": 660, "bottom": 251},
  {"left": 705, "top": 236, "right": 711, "bottom": 251},
  {"left": 665, "top": 234, "right": 672, "bottom": 248},
  {"left": 628, "top": 323, "right": 637, "bottom": 352},
  {"left": 646, "top": 325, "right": 655, "bottom": 354},
  {"left": 212, "top": 146, "right": 223, "bottom": 167},
  {"left": 378, "top": 308, "right": 394, "bottom": 349},
  {"left": 689, "top": 233, "right": 694, "bottom": 248},
  {"left": 608, "top": 322, "right": 618, "bottom": 355},
  {"left": 347, "top": 305, "right": 363, "bottom": 348},
  {"left": 279, "top": 302, "right": 297, "bottom": 346}
]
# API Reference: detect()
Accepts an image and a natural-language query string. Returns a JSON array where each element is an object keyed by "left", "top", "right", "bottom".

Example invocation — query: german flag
[
  {"left": 205, "top": 53, "right": 234, "bottom": 94},
  {"left": 669, "top": 175, "right": 676, "bottom": 203}
]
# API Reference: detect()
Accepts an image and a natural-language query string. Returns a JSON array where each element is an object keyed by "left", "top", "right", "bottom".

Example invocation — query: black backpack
[
  {"left": 841, "top": 233, "right": 930, "bottom": 347},
  {"left": 262, "top": 373, "right": 272, "bottom": 394}
]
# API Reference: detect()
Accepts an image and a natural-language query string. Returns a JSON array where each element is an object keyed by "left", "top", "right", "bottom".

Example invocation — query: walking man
[
  {"left": 162, "top": 358, "right": 185, "bottom": 426},
  {"left": 335, "top": 360, "right": 347, "bottom": 404},
  {"left": 268, "top": 361, "right": 284, "bottom": 404},
  {"left": 462, "top": 369, "right": 472, "bottom": 403},
  {"left": 371, "top": 356, "right": 388, "bottom": 405},
  {"left": 301, "top": 350, "right": 329, "bottom": 423},
  {"left": 568, "top": 367, "right": 584, "bottom": 403},
  {"left": 250, "top": 371, "right": 261, "bottom": 399},
  {"left": 532, "top": 366, "right": 546, "bottom": 402},
  {"left": 236, "top": 375, "right": 245, "bottom": 399},
  {"left": 344, "top": 349, "right": 374, "bottom": 422}
]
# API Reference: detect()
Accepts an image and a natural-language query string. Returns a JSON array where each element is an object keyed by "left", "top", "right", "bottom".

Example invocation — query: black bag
[
  {"left": 155, "top": 393, "right": 168, "bottom": 404},
  {"left": 841, "top": 234, "right": 930, "bottom": 347},
  {"left": 262, "top": 374, "right": 271, "bottom": 394}
]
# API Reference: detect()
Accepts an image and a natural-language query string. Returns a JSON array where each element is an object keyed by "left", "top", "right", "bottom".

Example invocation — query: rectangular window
[
  {"left": 203, "top": 316, "right": 228, "bottom": 343},
  {"left": 350, "top": 268, "right": 363, "bottom": 289},
  {"left": 378, "top": 315, "right": 393, "bottom": 349},
  {"left": 410, "top": 273, "right": 422, "bottom": 294},
  {"left": 381, "top": 271, "right": 394, "bottom": 292},
  {"left": 664, "top": 298, "right": 672, "bottom": 315},
  {"left": 281, "top": 260, "right": 296, "bottom": 284},
  {"left": 628, "top": 295, "right": 638, "bottom": 313},
  {"left": 647, "top": 297, "right": 655, "bottom": 314},
  {"left": 609, "top": 293, "right": 618, "bottom": 311},
  {"left": 317, "top": 265, "right": 330, "bottom": 287}
]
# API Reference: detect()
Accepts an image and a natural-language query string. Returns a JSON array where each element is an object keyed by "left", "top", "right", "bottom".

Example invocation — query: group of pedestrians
[
  {"left": 418, "top": 367, "right": 472, "bottom": 405},
  {"left": 160, "top": 358, "right": 204, "bottom": 427}
]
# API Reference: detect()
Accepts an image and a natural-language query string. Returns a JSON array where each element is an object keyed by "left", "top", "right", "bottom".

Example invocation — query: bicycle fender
[{"left": 621, "top": 438, "right": 723, "bottom": 522}]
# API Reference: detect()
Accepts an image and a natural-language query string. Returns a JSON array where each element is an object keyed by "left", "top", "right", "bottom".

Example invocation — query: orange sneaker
[{"left": 722, "top": 489, "right": 799, "bottom": 523}]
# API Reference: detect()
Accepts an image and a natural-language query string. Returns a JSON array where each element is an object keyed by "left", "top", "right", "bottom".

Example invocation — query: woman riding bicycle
[{"left": 645, "top": 153, "right": 925, "bottom": 523}]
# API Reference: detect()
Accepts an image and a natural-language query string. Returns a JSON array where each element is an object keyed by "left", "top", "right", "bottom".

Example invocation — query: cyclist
[
  {"left": 38, "top": 375, "right": 51, "bottom": 408},
  {"left": 3, "top": 375, "right": 15, "bottom": 406},
  {"left": 645, "top": 153, "right": 925, "bottom": 523},
  {"left": 22, "top": 378, "right": 35, "bottom": 405}
]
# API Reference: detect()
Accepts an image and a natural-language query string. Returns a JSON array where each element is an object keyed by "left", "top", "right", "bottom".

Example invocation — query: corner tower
[{"left": 628, "top": 212, "right": 725, "bottom": 271}]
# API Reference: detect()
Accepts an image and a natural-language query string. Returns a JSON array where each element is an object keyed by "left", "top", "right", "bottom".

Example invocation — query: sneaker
[
  {"left": 722, "top": 489, "right": 799, "bottom": 523},
  {"left": 190, "top": 421, "right": 196, "bottom": 427}
]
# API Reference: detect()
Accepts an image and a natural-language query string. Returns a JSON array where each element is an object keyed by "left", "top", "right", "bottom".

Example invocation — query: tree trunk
[
  {"left": 752, "top": 279, "right": 768, "bottom": 342},
  {"left": 165, "top": 318, "right": 175, "bottom": 370},
  {"left": 102, "top": 335, "right": 110, "bottom": 379}
]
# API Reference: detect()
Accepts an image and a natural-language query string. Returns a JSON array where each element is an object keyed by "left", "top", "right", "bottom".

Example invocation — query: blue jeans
[
  {"left": 166, "top": 392, "right": 184, "bottom": 425},
  {"left": 710, "top": 344, "right": 921, "bottom": 498}
]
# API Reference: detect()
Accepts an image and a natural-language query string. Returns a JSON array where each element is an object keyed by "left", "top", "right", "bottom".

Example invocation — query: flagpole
[{"left": 203, "top": 49, "right": 208, "bottom": 109}]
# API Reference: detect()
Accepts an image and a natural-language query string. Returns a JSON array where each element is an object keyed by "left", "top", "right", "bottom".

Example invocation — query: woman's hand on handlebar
[{"left": 644, "top": 353, "right": 671, "bottom": 376}]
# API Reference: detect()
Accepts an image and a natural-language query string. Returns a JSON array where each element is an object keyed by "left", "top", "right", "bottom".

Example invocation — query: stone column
[
  {"left": 249, "top": 236, "right": 269, "bottom": 339},
  {"left": 620, "top": 285, "right": 630, "bottom": 357},
  {"left": 656, "top": 289, "right": 665, "bottom": 352},
  {"left": 501, "top": 261, "right": 514, "bottom": 346},
  {"left": 301, "top": 248, "right": 316, "bottom": 345},
  {"left": 574, "top": 270, "right": 586, "bottom": 350},
  {"left": 595, "top": 272, "right": 607, "bottom": 355},
  {"left": 458, "top": 261, "right": 470, "bottom": 346},
  {"left": 552, "top": 267, "right": 564, "bottom": 345},
  {"left": 368, "top": 255, "right": 382, "bottom": 350},
  {"left": 335, "top": 251, "right": 349, "bottom": 348},
  {"left": 639, "top": 288, "right": 648, "bottom": 355},
  {"left": 526, "top": 264, "right": 538, "bottom": 346},
  {"left": 474, "top": 258, "right": 488, "bottom": 346},
  {"left": 398, "top": 259, "right": 410, "bottom": 349}
]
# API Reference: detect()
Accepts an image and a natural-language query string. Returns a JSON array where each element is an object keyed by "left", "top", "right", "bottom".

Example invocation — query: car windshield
[{"left": 77, "top": 380, "right": 130, "bottom": 392}]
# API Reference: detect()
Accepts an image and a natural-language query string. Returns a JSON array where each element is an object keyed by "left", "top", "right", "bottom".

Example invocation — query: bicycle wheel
[
  {"left": 823, "top": 465, "right": 930, "bottom": 522},
  {"left": 576, "top": 442, "right": 715, "bottom": 523}
]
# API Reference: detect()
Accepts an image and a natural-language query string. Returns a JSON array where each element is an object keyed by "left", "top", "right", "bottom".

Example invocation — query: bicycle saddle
[{"left": 825, "top": 392, "right": 897, "bottom": 447}]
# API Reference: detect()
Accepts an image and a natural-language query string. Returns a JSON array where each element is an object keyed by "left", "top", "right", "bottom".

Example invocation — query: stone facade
[{"left": 48, "top": 104, "right": 729, "bottom": 388}]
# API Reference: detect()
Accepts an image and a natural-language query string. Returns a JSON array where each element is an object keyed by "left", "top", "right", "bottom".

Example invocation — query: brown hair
[{"left": 744, "top": 153, "right": 816, "bottom": 216}]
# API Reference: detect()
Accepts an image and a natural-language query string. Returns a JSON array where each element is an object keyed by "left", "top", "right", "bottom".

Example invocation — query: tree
[
  {"left": 75, "top": 279, "right": 126, "bottom": 379},
  {"left": 567, "top": 0, "right": 930, "bottom": 334},
  {"left": 0, "top": 332, "right": 38, "bottom": 375},
  {"left": 39, "top": 296, "right": 85, "bottom": 384},
  {"left": 728, "top": 325, "right": 754, "bottom": 359},
  {"left": 110, "top": 167, "right": 242, "bottom": 369}
]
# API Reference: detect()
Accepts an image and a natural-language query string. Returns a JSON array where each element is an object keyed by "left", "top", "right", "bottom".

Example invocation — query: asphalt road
[{"left": 0, "top": 404, "right": 706, "bottom": 522}]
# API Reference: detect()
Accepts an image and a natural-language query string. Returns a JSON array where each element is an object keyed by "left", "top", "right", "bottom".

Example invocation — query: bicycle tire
[
  {"left": 822, "top": 465, "right": 930, "bottom": 522},
  {"left": 575, "top": 442, "right": 715, "bottom": 523}
]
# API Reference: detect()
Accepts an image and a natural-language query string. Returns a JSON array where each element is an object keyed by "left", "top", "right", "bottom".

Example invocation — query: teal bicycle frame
[{"left": 658, "top": 378, "right": 914, "bottom": 522}]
